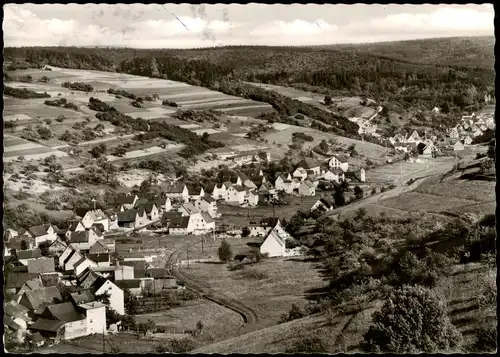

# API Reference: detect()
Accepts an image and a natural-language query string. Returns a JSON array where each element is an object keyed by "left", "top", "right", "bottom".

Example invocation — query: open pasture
[
  {"left": 192, "top": 128, "right": 221, "bottom": 135},
  {"left": 178, "top": 124, "right": 202, "bottom": 129},
  {"left": 230, "top": 144, "right": 269, "bottom": 152},
  {"left": 126, "top": 111, "right": 169, "bottom": 120},
  {"left": 4, "top": 148, "right": 68, "bottom": 162},
  {"left": 378, "top": 191, "right": 478, "bottom": 214},
  {"left": 104, "top": 144, "right": 184, "bottom": 161},
  {"left": 415, "top": 179, "right": 495, "bottom": 203}
]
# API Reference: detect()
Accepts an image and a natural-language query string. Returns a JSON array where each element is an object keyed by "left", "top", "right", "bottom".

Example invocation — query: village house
[
  {"left": 310, "top": 197, "right": 335, "bottom": 212},
  {"left": 245, "top": 189, "right": 259, "bottom": 207},
  {"left": 406, "top": 130, "right": 422, "bottom": 145},
  {"left": 274, "top": 173, "right": 293, "bottom": 193},
  {"left": 296, "top": 158, "right": 321, "bottom": 176},
  {"left": 14, "top": 277, "right": 44, "bottom": 303},
  {"left": 168, "top": 216, "right": 192, "bottom": 236},
  {"left": 26, "top": 224, "right": 58, "bottom": 246},
  {"left": 63, "top": 250, "right": 85, "bottom": 272},
  {"left": 19, "top": 286, "right": 62, "bottom": 311},
  {"left": 177, "top": 202, "right": 200, "bottom": 216},
  {"left": 48, "top": 239, "right": 67, "bottom": 257},
  {"left": 58, "top": 247, "right": 74, "bottom": 269},
  {"left": 298, "top": 180, "right": 316, "bottom": 196},
  {"left": 17, "top": 249, "right": 43, "bottom": 266},
  {"left": 225, "top": 185, "right": 248, "bottom": 205},
  {"left": 464, "top": 136, "right": 473, "bottom": 145},
  {"left": 199, "top": 212, "right": 216, "bottom": 233},
  {"left": 152, "top": 196, "right": 172, "bottom": 213},
  {"left": 145, "top": 268, "right": 178, "bottom": 291},
  {"left": 328, "top": 155, "right": 349, "bottom": 172},
  {"left": 194, "top": 195, "right": 218, "bottom": 217},
  {"left": 27, "top": 257, "right": 55, "bottom": 274},
  {"left": 164, "top": 183, "right": 189, "bottom": 203},
  {"left": 205, "top": 182, "right": 227, "bottom": 200},
  {"left": 473, "top": 128, "right": 483, "bottom": 137},
  {"left": 162, "top": 211, "right": 183, "bottom": 228},
  {"left": 432, "top": 106, "right": 440, "bottom": 113},
  {"left": 323, "top": 168, "right": 345, "bottom": 183},
  {"left": 136, "top": 202, "right": 160, "bottom": 221},
  {"left": 77, "top": 301, "right": 107, "bottom": 336},
  {"left": 4, "top": 300, "right": 31, "bottom": 345},
  {"left": 260, "top": 220, "right": 299, "bottom": 258},
  {"left": 115, "top": 279, "right": 142, "bottom": 296},
  {"left": 116, "top": 193, "right": 138, "bottom": 211},
  {"left": 117, "top": 209, "right": 148, "bottom": 229},
  {"left": 449, "top": 127, "right": 460, "bottom": 139},
  {"left": 245, "top": 165, "right": 264, "bottom": 177},
  {"left": 292, "top": 167, "right": 308, "bottom": 181},
  {"left": 87, "top": 252, "right": 111, "bottom": 267},
  {"left": 74, "top": 258, "right": 98, "bottom": 277},
  {"left": 65, "top": 221, "right": 86, "bottom": 240},
  {"left": 81, "top": 210, "right": 110, "bottom": 232},
  {"left": 102, "top": 238, "right": 116, "bottom": 253},
  {"left": 4, "top": 272, "right": 41, "bottom": 296},
  {"left": 81, "top": 274, "right": 125, "bottom": 315},
  {"left": 68, "top": 228, "right": 102, "bottom": 253},
  {"left": 248, "top": 218, "right": 280, "bottom": 237},
  {"left": 453, "top": 140, "right": 465, "bottom": 151},
  {"left": 34, "top": 302, "right": 88, "bottom": 340},
  {"left": 187, "top": 185, "right": 205, "bottom": 201},
  {"left": 4, "top": 228, "right": 19, "bottom": 242}
]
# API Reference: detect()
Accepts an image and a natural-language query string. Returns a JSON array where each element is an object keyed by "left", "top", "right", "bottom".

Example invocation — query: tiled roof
[
  {"left": 169, "top": 216, "right": 191, "bottom": 229},
  {"left": 69, "top": 231, "right": 90, "bottom": 243},
  {"left": 40, "top": 273, "right": 60, "bottom": 287},
  {"left": 5, "top": 272, "right": 40, "bottom": 289},
  {"left": 21, "top": 286, "right": 62, "bottom": 310},
  {"left": 46, "top": 302, "right": 85, "bottom": 322},
  {"left": 186, "top": 184, "right": 203, "bottom": 195},
  {"left": 17, "top": 249, "right": 42, "bottom": 260},
  {"left": 117, "top": 194, "right": 136, "bottom": 205},
  {"left": 70, "top": 290, "right": 95, "bottom": 305},
  {"left": 27, "top": 224, "right": 51, "bottom": 238},
  {"left": 30, "top": 318, "right": 65, "bottom": 332},
  {"left": 297, "top": 158, "right": 320, "bottom": 169},
  {"left": 201, "top": 195, "right": 216, "bottom": 203},
  {"left": 117, "top": 210, "right": 138, "bottom": 223},
  {"left": 233, "top": 185, "right": 247, "bottom": 192},
  {"left": 145, "top": 268, "right": 168, "bottom": 279},
  {"left": 88, "top": 253, "right": 110, "bottom": 263},
  {"left": 201, "top": 212, "right": 214, "bottom": 224},
  {"left": 165, "top": 183, "right": 186, "bottom": 194},
  {"left": 115, "top": 279, "right": 142, "bottom": 289},
  {"left": 86, "top": 209, "right": 109, "bottom": 221},
  {"left": 136, "top": 201, "right": 157, "bottom": 213},
  {"left": 89, "top": 240, "right": 109, "bottom": 254},
  {"left": 162, "top": 211, "right": 182, "bottom": 222},
  {"left": 27, "top": 257, "right": 56, "bottom": 274},
  {"left": 4, "top": 300, "right": 29, "bottom": 318}
]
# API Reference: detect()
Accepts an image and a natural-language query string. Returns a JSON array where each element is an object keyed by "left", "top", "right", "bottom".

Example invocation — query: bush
[
  {"left": 240, "top": 267, "right": 269, "bottom": 280},
  {"left": 279, "top": 304, "right": 305, "bottom": 324},
  {"left": 472, "top": 324, "right": 497, "bottom": 352},
  {"left": 362, "top": 286, "right": 462, "bottom": 353},
  {"left": 62, "top": 81, "right": 93, "bottom": 92},
  {"left": 286, "top": 334, "right": 327, "bottom": 353},
  {"left": 241, "top": 226, "right": 250, "bottom": 237},
  {"left": 218, "top": 239, "right": 232, "bottom": 262},
  {"left": 154, "top": 338, "right": 196, "bottom": 353}
]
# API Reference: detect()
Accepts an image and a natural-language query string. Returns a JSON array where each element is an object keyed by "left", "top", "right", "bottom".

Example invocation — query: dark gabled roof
[
  {"left": 5, "top": 272, "right": 40, "bottom": 289},
  {"left": 201, "top": 212, "right": 214, "bottom": 224},
  {"left": 117, "top": 193, "right": 136, "bottom": 205},
  {"left": 89, "top": 240, "right": 109, "bottom": 254},
  {"left": 91, "top": 224, "right": 104, "bottom": 236},
  {"left": 69, "top": 290, "right": 95, "bottom": 305},
  {"left": 334, "top": 155, "right": 349, "bottom": 163},
  {"left": 297, "top": 158, "right": 320, "bottom": 169},
  {"left": 231, "top": 185, "right": 247, "bottom": 192},
  {"left": 200, "top": 195, "right": 216, "bottom": 203},
  {"left": 115, "top": 279, "right": 141, "bottom": 289},
  {"left": 46, "top": 302, "right": 85, "bottom": 322},
  {"left": 318, "top": 198, "right": 335, "bottom": 209},
  {"left": 135, "top": 198, "right": 148, "bottom": 207},
  {"left": 6, "top": 236, "right": 32, "bottom": 250},
  {"left": 117, "top": 210, "right": 138, "bottom": 223},
  {"left": 32, "top": 332, "right": 45, "bottom": 342},
  {"left": 165, "top": 183, "right": 186, "bottom": 194},
  {"left": 17, "top": 249, "right": 42, "bottom": 260},
  {"left": 40, "top": 273, "right": 60, "bottom": 287},
  {"left": 259, "top": 217, "right": 280, "bottom": 227},
  {"left": 136, "top": 201, "right": 157, "bottom": 213},
  {"left": 27, "top": 257, "right": 56, "bottom": 274},
  {"left": 162, "top": 211, "right": 182, "bottom": 222},
  {"left": 49, "top": 239, "right": 67, "bottom": 249},
  {"left": 27, "top": 224, "right": 51, "bottom": 238},
  {"left": 4, "top": 300, "right": 29, "bottom": 318},
  {"left": 169, "top": 216, "right": 190, "bottom": 229},
  {"left": 5, "top": 315, "right": 24, "bottom": 331},
  {"left": 88, "top": 253, "right": 110, "bottom": 263},
  {"left": 30, "top": 318, "right": 65, "bottom": 332},
  {"left": 69, "top": 231, "right": 89, "bottom": 243},
  {"left": 21, "top": 286, "right": 62, "bottom": 310},
  {"left": 67, "top": 221, "right": 83, "bottom": 232},
  {"left": 145, "top": 268, "right": 167, "bottom": 279},
  {"left": 204, "top": 183, "right": 215, "bottom": 193},
  {"left": 186, "top": 184, "right": 203, "bottom": 195}
]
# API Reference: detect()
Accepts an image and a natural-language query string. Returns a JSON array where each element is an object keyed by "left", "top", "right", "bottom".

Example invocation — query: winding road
[{"left": 164, "top": 241, "right": 259, "bottom": 333}]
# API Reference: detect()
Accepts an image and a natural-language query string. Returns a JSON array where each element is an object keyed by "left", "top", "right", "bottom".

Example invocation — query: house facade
[
  {"left": 164, "top": 184, "right": 189, "bottom": 203},
  {"left": 27, "top": 224, "right": 58, "bottom": 246},
  {"left": 81, "top": 210, "right": 110, "bottom": 232},
  {"left": 328, "top": 156, "right": 349, "bottom": 172},
  {"left": 298, "top": 180, "right": 315, "bottom": 196},
  {"left": 194, "top": 196, "right": 218, "bottom": 217},
  {"left": 94, "top": 279, "right": 125, "bottom": 315},
  {"left": 225, "top": 186, "right": 247, "bottom": 205},
  {"left": 77, "top": 301, "right": 106, "bottom": 335}
]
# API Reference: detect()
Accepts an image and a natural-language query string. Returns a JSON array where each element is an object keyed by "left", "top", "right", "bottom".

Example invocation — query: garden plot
[
  {"left": 105, "top": 144, "right": 183, "bottom": 161},
  {"left": 272, "top": 123, "right": 292, "bottom": 131},
  {"left": 192, "top": 128, "right": 221, "bottom": 135},
  {"left": 231, "top": 144, "right": 269, "bottom": 152},
  {"left": 4, "top": 173, "right": 67, "bottom": 195},
  {"left": 4, "top": 114, "right": 32, "bottom": 121},
  {"left": 146, "top": 107, "right": 176, "bottom": 115},
  {"left": 179, "top": 124, "right": 202, "bottom": 129}
]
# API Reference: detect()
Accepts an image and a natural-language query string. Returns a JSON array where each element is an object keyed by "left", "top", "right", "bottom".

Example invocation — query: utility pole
[
  {"left": 186, "top": 245, "right": 189, "bottom": 269},
  {"left": 103, "top": 326, "right": 105, "bottom": 353},
  {"left": 92, "top": 198, "right": 96, "bottom": 211},
  {"left": 201, "top": 235, "right": 204, "bottom": 254}
]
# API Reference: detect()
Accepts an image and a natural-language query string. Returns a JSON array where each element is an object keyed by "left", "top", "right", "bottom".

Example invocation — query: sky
[{"left": 3, "top": 3, "right": 495, "bottom": 48}]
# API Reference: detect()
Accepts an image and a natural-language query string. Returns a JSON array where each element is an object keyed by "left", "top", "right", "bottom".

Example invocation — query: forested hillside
[{"left": 4, "top": 37, "right": 494, "bottom": 132}]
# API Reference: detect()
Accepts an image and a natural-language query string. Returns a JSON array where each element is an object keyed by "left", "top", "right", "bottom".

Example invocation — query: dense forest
[{"left": 4, "top": 37, "right": 494, "bottom": 133}]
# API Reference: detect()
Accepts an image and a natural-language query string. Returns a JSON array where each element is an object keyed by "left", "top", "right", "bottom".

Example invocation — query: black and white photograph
[{"left": 2, "top": 3, "right": 496, "bottom": 354}]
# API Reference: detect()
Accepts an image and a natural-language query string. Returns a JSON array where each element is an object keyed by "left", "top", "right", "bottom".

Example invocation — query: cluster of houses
[{"left": 447, "top": 112, "right": 495, "bottom": 147}]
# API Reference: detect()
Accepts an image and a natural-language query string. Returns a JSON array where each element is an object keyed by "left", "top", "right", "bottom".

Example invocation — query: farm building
[
  {"left": 89, "top": 240, "right": 109, "bottom": 255},
  {"left": 323, "top": 168, "right": 345, "bottom": 183},
  {"left": 115, "top": 279, "right": 142, "bottom": 296},
  {"left": 453, "top": 140, "right": 465, "bottom": 151},
  {"left": 116, "top": 193, "right": 139, "bottom": 210},
  {"left": 117, "top": 209, "right": 148, "bottom": 229},
  {"left": 168, "top": 216, "right": 191, "bottom": 235},
  {"left": 67, "top": 228, "right": 102, "bottom": 252},
  {"left": 162, "top": 211, "right": 183, "bottom": 227},
  {"left": 298, "top": 180, "right": 316, "bottom": 196},
  {"left": 205, "top": 182, "right": 227, "bottom": 199},
  {"left": 37, "top": 302, "right": 88, "bottom": 340},
  {"left": 164, "top": 183, "right": 189, "bottom": 202},
  {"left": 296, "top": 158, "right": 321, "bottom": 176},
  {"left": 87, "top": 252, "right": 110, "bottom": 268},
  {"left": 17, "top": 249, "right": 43, "bottom": 266},
  {"left": 48, "top": 239, "right": 67, "bottom": 257},
  {"left": 136, "top": 202, "right": 160, "bottom": 221},
  {"left": 249, "top": 218, "right": 280, "bottom": 237},
  {"left": 26, "top": 224, "right": 58, "bottom": 246},
  {"left": 225, "top": 185, "right": 248, "bottom": 205},
  {"left": 259, "top": 221, "right": 299, "bottom": 258},
  {"left": 310, "top": 197, "right": 335, "bottom": 212}
]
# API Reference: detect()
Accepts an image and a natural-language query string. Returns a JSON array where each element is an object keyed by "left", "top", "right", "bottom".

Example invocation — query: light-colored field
[
  {"left": 415, "top": 180, "right": 495, "bottom": 203},
  {"left": 179, "top": 124, "right": 202, "bottom": 129},
  {"left": 147, "top": 107, "right": 176, "bottom": 114},
  {"left": 183, "top": 98, "right": 250, "bottom": 109},
  {"left": 192, "top": 128, "right": 221, "bottom": 135},
  {"left": 127, "top": 111, "right": 167, "bottom": 120},
  {"left": 176, "top": 97, "right": 233, "bottom": 106},
  {"left": 4, "top": 173, "right": 68, "bottom": 195},
  {"left": 219, "top": 104, "right": 273, "bottom": 112},
  {"left": 4, "top": 114, "right": 32, "bottom": 121},
  {"left": 379, "top": 191, "right": 479, "bottom": 213},
  {"left": 272, "top": 123, "right": 292, "bottom": 131},
  {"left": 3, "top": 142, "right": 46, "bottom": 153},
  {"left": 105, "top": 144, "right": 183, "bottom": 161},
  {"left": 231, "top": 144, "right": 268, "bottom": 152},
  {"left": 4, "top": 149, "right": 68, "bottom": 162},
  {"left": 231, "top": 133, "right": 248, "bottom": 138},
  {"left": 116, "top": 169, "right": 169, "bottom": 188}
]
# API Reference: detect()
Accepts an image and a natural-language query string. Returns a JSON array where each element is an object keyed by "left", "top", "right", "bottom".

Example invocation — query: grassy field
[
  {"left": 193, "top": 262, "right": 496, "bottom": 354},
  {"left": 414, "top": 179, "right": 495, "bottom": 203},
  {"left": 379, "top": 192, "right": 478, "bottom": 213},
  {"left": 134, "top": 298, "right": 243, "bottom": 344},
  {"left": 183, "top": 257, "right": 325, "bottom": 331}
]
